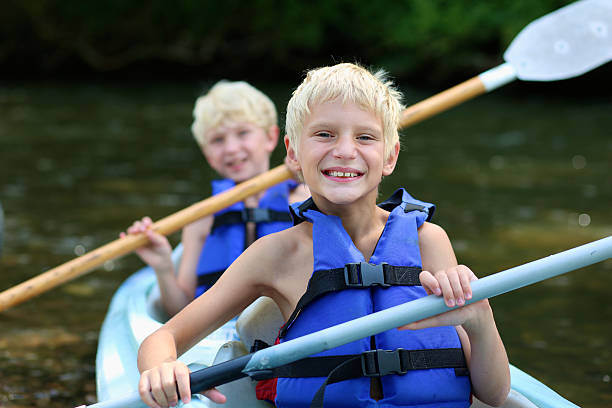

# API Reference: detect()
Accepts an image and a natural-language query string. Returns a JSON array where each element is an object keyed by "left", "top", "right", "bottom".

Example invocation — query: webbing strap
[
  {"left": 310, "top": 357, "right": 361, "bottom": 408},
  {"left": 211, "top": 208, "right": 291, "bottom": 231},
  {"left": 196, "top": 270, "right": 224, "bottom": 288},
  {"left": 279, "top": 263, "right": 421, "bottom": 339},
  {"left": 247, "top": 348, "right": 467, "bottom": 408},
  {"left": 311, "top": 348, "right": 468, "bottom": 407}
]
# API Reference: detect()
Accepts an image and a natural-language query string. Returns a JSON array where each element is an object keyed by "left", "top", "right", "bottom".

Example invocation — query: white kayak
[{"left": 95, "top": 246, "right": 579, "bottom": 408}]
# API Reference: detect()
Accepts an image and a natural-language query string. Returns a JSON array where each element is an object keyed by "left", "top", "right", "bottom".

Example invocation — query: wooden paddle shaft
[
  {"left": 0, "top": 74, "right": 494, "bottom": 312},
  {"left": 0, "top": 165, "right": 293, "bottom": 312},
  {"left": 400, "top": 76, "right": 486, "bottom": 128}
]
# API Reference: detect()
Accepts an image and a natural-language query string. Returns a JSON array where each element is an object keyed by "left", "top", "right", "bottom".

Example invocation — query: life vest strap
[
  {"left": 279, "top": 264, "right": 422, "bottom": 339},
  {"left": 344, "top": 262, "right": 421, "bottom": 287},
  {"left": 248, "top": 348, "right": 468, "bottom": 408},
  {"left": 310, "top": 348, "right": 467, "bottom": 408},
  {"left": 211, "top": 208, "right": 292, "bottom": 231},
  {"left": 196, "top": 270, "right": 224, "bottom": 288}
]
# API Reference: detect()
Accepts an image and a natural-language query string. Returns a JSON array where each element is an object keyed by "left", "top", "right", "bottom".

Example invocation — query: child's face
[
  {"left": 202, "top": 121, "right": 278, "bottom": 182},
  {"left": 286, "top": 99, "right": 399, "bottom": 206}
]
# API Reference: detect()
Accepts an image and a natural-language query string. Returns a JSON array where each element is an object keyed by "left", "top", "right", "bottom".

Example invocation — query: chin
[
  {"left": 319, "top": 191, "right": 364, "bottom": 206},
  {"left": 224, "top": 169, "right": 257, "bottom": 183}
]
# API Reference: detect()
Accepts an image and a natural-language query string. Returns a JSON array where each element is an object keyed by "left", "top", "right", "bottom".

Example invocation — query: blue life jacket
[
  {"left": 194, "top": 178, "right": 297, "bottom": 298},
  {"left": 260, "top": 189, "right": 471, "bottom": 408}
]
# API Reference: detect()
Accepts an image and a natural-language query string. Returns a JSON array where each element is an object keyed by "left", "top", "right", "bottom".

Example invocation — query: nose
[
  {"left": 332, "top": 134, "right": 357, "bottom": 159},
  {"left": 223, "top": 134, "right": 240, "bottom": 153}
]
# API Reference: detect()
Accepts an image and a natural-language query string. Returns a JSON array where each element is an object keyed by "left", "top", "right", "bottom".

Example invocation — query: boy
[
  {"left": 136, "top": 64, "right": 511, "bottom": 407},
  {"left": 122, "top": 80, "right": 309, "bottom": 316}
]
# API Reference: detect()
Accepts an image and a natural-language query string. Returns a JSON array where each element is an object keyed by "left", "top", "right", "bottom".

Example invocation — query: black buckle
[
  {"left": 403, "top": 203, "right": 428, "bottom": 214},
  {"left": 361, "top": 349, "right": 406, "bottom": 377},
  {"left": 344, "top": 262, "right": 389, "bottom": 287},
  {"left": 242, "top": 208, "right": 270, "bottom": 223}
]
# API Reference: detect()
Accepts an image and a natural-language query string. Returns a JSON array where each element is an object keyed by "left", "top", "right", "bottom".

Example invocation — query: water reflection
[{"left": 0, "top": 82, "right": 610, "bottom": 406}]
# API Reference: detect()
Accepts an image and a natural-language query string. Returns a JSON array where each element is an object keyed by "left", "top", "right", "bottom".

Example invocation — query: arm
[
  {"left": 137, "top": 232, "right": 286, "bottom": 408},
  {"left": 122, "top": 217, "right": 210, "bottom": 317},
  {"left": 404, "top": 222, "right": 510, "bottom": 406},
  {"left": 160, "top": 217, "right": 213, "bottom": 316}
]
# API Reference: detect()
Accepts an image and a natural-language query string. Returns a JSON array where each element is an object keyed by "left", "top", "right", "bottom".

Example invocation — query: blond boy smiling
[{"left": 136, "top": 64, "right": 510, "bottom": 408}]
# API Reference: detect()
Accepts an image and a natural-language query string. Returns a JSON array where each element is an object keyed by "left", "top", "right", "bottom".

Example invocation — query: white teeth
[{"left": 328, "top": 171, "right": 358, "bottom": 177}]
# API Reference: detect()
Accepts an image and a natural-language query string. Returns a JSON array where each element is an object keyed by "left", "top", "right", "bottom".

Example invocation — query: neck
[{"left": 311, "top": 190, "right": 388, "bottom": 261}]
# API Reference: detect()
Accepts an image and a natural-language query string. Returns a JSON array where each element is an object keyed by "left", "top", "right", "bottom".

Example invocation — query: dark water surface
[{"left": 0, "top": 81, "right": 610, "bottom": 407}]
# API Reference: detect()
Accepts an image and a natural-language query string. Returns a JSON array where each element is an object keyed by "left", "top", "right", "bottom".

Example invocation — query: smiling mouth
[
  {"left": 323, "top": 169, "right": 363, "bottom": 178},
  {"left": 225, "top": 158, "right": 247, "bottom": 168}
]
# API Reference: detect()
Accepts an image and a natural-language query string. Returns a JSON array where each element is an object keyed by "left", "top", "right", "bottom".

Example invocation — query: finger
[
  {"left": 174, "top": 364, "right": 192, "bottom": 405},
  {"left": 446, "top": 268, "right": 465, "bottom": 306},
  {"left": 160, "top": 364, "right": 180, "bottom": 407},
  {"left": 419, "top": 271, "right": 441, "bottom": 296},
  {"left": 145, "top": 229, "right": 168, "bottom": 247},
  {"left": 137, "top": 220, "right": 148, "bottom": 232},
  {"left": 457, "top": 265, "right": 473, "bottom": 300},
  {"left": 127, "top": 221, "right": 144, "bottom": 235},
  {"left": 143, "top": 216, "right": 153, "bottom": 226},
  {"left": 119, "top": 232, "right": 126, "bottom": 239},
  {"left": 203, "top": 388, "right": 227, "bottom": 404},
  {"left": 149, "top": 369, "right": 169, "bottom": 408},
  {"left": 432, "top": 270, "right": 455, "bottom": 307},
  {"left": 139, "top": 372, "right": 162, "bottom": 408}
]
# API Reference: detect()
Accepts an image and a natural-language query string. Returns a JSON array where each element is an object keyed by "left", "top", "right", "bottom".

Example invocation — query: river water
[{"left": 0, "top": 80, "right": 610, "bottom": 407}]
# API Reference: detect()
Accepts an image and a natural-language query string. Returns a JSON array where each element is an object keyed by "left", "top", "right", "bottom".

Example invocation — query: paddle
[
  {"left": 1, "top": 0, "right": 610, "bottom": 313},
  {"left": 81, "top": 235, "right": 612, "bottom": 408},
  {"left": 400, "top": 0, "right": 612, "bottom": 128}
]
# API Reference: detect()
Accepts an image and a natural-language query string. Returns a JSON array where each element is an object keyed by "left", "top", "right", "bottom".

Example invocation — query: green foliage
[{"left": 0, "top": 0, "right": 575, "bottom": 81}]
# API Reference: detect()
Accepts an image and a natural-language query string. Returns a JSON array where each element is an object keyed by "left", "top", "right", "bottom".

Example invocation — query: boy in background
[{"left": 123, "top": 80, "right": 308, "bottom": 316}]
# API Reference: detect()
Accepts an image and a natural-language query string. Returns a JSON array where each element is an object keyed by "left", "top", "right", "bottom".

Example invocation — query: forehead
[
  {"left": 205, "top": 120, "right": 260, "bottom": 137},
  {"left": 304, "top": 99, "right": 382, "bottom": 131}
]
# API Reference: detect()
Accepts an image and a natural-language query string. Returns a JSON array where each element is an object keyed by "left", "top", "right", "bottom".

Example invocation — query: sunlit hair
[
  {"left": 285, "top": 63, "right": 404, "bottom": 160},
  {"left": 191, "top": 80, "right": 277, "bottom": 147}
]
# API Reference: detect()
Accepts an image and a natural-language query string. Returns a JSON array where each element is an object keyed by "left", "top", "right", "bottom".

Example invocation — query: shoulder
[
  {"left": 417, "top": 221, "right": 457, "bottom": 271},
  {"left": 251, "top": 222, "right": 311, "bottom": 260},
  {"left": 233, "top": 223, "right": 312, "bottom": 291},
  {"left": 417, "top": 221, "right": 450, "bottom": 243}
]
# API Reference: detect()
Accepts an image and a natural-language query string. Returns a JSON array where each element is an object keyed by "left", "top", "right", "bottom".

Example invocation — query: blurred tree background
[{"left": 5, "top": 0, "right": 609, "bottom": 90}]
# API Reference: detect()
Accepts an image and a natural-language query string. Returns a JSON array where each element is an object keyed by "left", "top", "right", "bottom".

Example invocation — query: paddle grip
[{"left": 189, "top": 353, "right": 253, "bottom": 392}]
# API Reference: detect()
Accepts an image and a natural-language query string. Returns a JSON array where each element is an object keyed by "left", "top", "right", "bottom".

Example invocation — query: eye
[
  {"left": 237, "top": 129, "right": 250, "bottom": 137},
  {"left": 357, "top": 133, "right": 375, "bottom": 141},
  {"left": 209, "top": 136, "right": 224, "bottom": 144},
  {"left": 315, "top": 131, "right": 333, "bottom": 138}
]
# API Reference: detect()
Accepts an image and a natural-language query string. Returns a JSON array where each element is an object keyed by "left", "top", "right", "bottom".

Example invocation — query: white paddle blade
[{"left": 504, "top": 0, "right": 612, "bottom": 81}]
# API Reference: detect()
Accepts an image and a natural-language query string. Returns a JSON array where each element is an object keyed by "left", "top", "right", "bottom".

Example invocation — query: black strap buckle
[
  {"left": 242, "top": 208, "right": 270, "bottom": 223},
  {"left": 361, "top": 349, "right": 406, "bottom": 377},
  {"left": 344, "top": 262, "right": 389, "bottom": 288},
  {"left": 403, "top": 203, "right": 428, "bottom": 214}
]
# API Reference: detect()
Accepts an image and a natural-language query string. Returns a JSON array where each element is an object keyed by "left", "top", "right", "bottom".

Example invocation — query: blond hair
[
  {"left": 191, "top": 80, "right": 277, "bottom": 147},
  {"left": 285, "top": 63, "right": 404, "bottom": 160}
]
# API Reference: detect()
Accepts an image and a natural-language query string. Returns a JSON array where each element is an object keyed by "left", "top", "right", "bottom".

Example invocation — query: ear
[
  {"left": 264, "top": 125, "right": 280, "bottom": 153},
  {"left": 382, "top": 141, "right": 400, "bottom": 176},
  {"left": 284, "top": 135, "right": 301, "bottom": 173}
]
